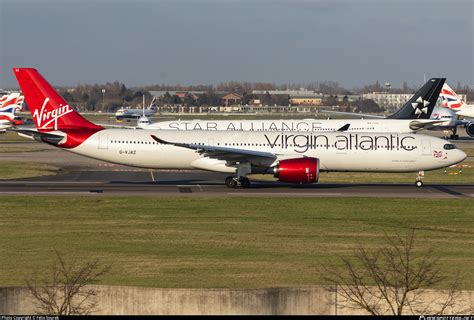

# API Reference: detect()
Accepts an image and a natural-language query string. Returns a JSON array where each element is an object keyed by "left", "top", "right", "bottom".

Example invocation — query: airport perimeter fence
[{"left": 1, "top": 285, "right": 473, "bottom": 315}]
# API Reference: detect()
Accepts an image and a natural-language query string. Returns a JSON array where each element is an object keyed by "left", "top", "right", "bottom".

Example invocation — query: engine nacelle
[
  {"left": 273, "top": 157, "right": 319, "bottom": 184},
  {"left": 466, "top": 122, "right": 474, "bottom": 137}
]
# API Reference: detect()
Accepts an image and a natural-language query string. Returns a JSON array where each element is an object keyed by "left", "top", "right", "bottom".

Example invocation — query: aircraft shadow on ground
[
  {"left": 109, "top": 179, "right": 223, "bottom": 185},
  {"left": 243, "top": 182, "right": 415, "bottom": 189},
  {"left": 108, "top": 180, "right": 432, "bottom": 190}
]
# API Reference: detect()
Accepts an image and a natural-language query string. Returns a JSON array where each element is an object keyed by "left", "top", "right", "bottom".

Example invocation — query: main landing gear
[
  {"left": 449, "top": 127, "right": 459, "bottom": 140},
  {"left": 415, "top": 170, "right": 424, "bottom": 188},
  {"left": 225, "top": 176, "right": 250, "bottom": 188},
  {"left": 225, "top": 162, "right": 252, "bottom": 188}
]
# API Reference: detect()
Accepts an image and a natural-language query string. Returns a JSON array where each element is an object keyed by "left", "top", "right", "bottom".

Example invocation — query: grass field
[
  {"left": 0, "top": 161, "right": 58, "bottom": 180},
  {"left": 0, "top": 131, "right": 29, "bottom": 142},
  {"left": 0, "top": 197, "right": 472, "bottom": 289},
  {"left": 0, "top": 133, "right": 59, "bottom": 179}
]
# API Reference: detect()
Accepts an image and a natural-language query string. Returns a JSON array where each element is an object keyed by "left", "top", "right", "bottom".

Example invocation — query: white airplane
[
  {"left": 438, "top": 84, "right": 474, "bottom": 138},
  {"left": 13, "top": 68, "right": 466, "bottom": 188},
  {"left": 440, "top": 83, "right": 474, "bottom": 118},
  {"left": 144, "top": 79, "right": 448, "bottom": 134},
  {"left": 115, "top": 97, "right": 157, "bottom": 120},
  {"left": 0, "top": 92, "right": 24, "bottom": 131}
]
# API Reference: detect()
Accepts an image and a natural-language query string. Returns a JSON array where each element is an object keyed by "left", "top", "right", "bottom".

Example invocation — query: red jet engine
[{"left": 273, "top": 157, "right": 320, "bottom": 184}]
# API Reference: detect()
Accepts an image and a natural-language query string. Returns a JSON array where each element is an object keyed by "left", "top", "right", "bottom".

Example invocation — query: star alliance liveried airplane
[
  {"left": 13, "top": 68, "right": 466, "bottom": 188},
  {"left": 145, "top": 78, "right": 448, "bottom": 133}
]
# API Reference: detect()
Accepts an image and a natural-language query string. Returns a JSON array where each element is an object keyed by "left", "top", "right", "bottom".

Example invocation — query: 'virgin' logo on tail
[{"left": 33, "top": 98, "right": 74, "bottom": 130}]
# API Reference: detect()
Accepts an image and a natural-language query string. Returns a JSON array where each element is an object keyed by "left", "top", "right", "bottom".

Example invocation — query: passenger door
[
  {"left": 422, "top": 139, "right": 431, "bottom": 156},
  {"left": 98, "top": 133, "right": 108, "bottom": 150}
]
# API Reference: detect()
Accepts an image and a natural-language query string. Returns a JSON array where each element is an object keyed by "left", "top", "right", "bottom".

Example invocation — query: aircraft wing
[
  {"left": 319, "top": 109, "right": 385, "bottom": 119},
  {"left": 150, "top": 134, "right": 277, "bottom": 163},
  {"left": 408, "top": 119, "right": 449, "bottom": 131}
]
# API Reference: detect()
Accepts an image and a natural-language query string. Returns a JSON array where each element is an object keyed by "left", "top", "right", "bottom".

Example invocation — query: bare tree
[
  {"left": 323, "top": 230, "right": 469, "bottom": 315},
  {"left": 26, "top": 251, "right": 110, "bottom": 315}
]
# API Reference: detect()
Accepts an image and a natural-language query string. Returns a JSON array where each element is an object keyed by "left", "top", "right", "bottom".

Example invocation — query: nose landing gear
[{"left": 415, "top": 170, "right": 424, "bottom": 188}]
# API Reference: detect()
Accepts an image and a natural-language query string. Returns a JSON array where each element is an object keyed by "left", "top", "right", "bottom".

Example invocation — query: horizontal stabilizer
[
  {"left": 408, "top": 120, "right": 447, "bottom": 131},
  {"left": 15, "top": 128, "right": 66, "bottom": 145}
]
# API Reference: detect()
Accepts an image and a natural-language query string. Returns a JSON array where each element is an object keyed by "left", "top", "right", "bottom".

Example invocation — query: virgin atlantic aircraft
[{"left": 14, "top": 68, "right": 466, "bottom": 188}]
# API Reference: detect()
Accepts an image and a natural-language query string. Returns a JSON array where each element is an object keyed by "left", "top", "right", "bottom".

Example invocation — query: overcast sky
[{"left": 1, "top": 0, "right": 473, "bottom": 89}]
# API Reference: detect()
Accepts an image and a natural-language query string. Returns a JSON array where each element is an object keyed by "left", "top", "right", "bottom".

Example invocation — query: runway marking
[
  {"left": 176, "top": 185, "right": 208, "bottom": 188},
  {"left": 178, "top": 187, "right": 193, "bottom": 193}
]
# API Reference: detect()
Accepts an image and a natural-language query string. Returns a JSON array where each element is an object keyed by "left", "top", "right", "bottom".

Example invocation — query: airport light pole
[
  {"left": 102, "top": 88, "right": 106, "bottom": 112},
  {"left": 385, "top": 82, "right": 391, "bottom": 112}
]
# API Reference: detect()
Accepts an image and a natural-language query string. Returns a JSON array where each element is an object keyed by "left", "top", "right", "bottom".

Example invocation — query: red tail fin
[{"left": 13, "top": 68, "right": 102, "bottom": 132}]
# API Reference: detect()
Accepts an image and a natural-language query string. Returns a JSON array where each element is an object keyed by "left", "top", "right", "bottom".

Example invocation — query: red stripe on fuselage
[{"left": 58, "top": 128, "right": 103, "bottom": 149}]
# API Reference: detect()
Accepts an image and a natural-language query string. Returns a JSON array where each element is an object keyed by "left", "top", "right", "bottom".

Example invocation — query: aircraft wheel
[
  {"left": 450, "top": 134, "right": 459, "bottom": 140},
  {"left": 225, "top": 176, "right": 238, "bottom": 188},
  {"left": 415, "top": 180, "right": 423, "bottom": 188}
]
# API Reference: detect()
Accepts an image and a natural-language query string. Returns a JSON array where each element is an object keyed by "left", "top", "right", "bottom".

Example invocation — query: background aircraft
[
  {"left": 115, "top": 97, "right": 157, "bottom": 120},
  {"left": 310, "top": 83, "right": 474, "bottom": 140},
  {"left": 436, "top": 84, "right": 474, "bottom": 139},
  {"left": 440, "top": 83, "right": 474, "bottom": 118},
  {"left": 0, "top": 92, "right": 24, "bottom": 131},
  {"left": 144, "top": 79, "right": 447, "bottom": 134}
]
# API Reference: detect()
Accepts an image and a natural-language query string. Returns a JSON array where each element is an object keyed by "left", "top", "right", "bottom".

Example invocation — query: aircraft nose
[
  {"left": 459, "top": 149, "right": 467, "bottom": 161},
  {"left": 454, "top": 149, "right": 467, "bottom": 164}
]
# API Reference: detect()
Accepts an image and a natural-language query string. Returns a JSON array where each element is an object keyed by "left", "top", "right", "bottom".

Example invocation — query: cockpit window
[{"left": 443, "top": 143, "right": 456, "bottom": 150}]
